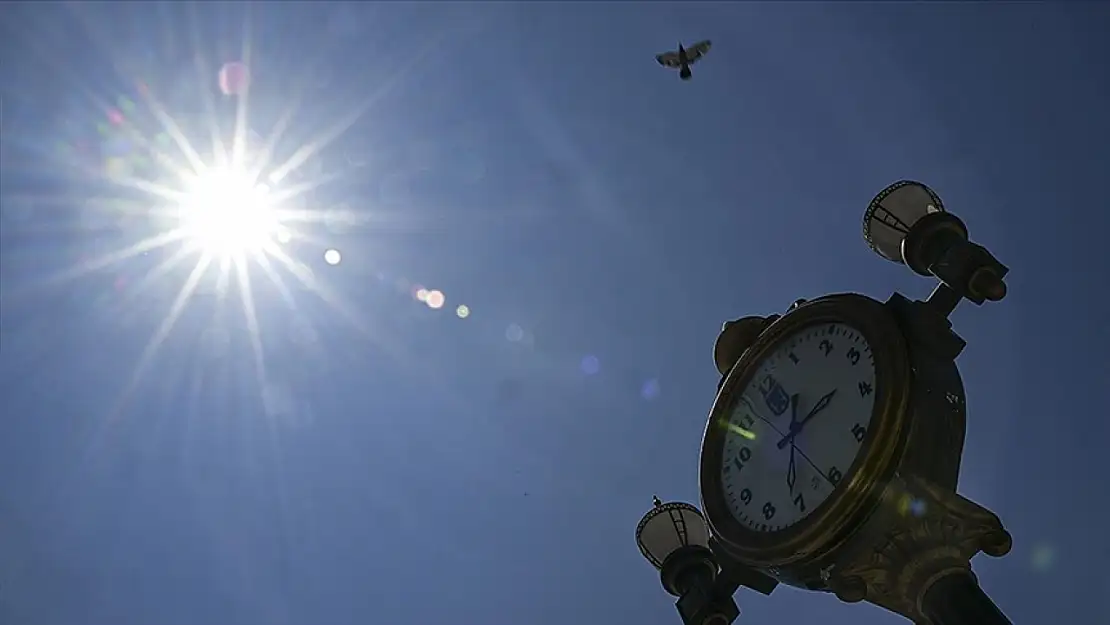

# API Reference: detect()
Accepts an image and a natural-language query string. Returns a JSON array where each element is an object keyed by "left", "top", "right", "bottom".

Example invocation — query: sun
[{"left": 176, "top": 165, "right": 283, "bottom": 257}]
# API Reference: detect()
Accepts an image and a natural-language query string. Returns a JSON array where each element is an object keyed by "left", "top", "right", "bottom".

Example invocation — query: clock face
[{"left": 720, "top": 322, "right": 877, "bottom": 533}]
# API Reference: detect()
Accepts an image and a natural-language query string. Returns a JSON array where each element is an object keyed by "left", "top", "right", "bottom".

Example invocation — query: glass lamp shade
[
  {"left": 635, "top": 497, "right": 712, "bottom": 570},
  {"left": 863, "top": 180, "right": 946, "bottom": 264}
]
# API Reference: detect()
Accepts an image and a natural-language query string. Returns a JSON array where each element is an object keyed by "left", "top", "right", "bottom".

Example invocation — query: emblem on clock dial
[{"left": 720, "top": 322, "right": 877, "bottom": 532}]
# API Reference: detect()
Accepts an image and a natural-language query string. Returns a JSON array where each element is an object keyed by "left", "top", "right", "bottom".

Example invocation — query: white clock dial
[{"left": 720, "top": 322, "right": 877, "bottom": 532}]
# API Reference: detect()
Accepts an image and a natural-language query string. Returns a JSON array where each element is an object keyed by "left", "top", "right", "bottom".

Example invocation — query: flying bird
[{"left": 656, "top": 40, "right": 712, "bottom": 81}]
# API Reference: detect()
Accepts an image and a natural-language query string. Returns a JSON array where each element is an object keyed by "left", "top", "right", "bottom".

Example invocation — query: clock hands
[
  {"left": 737, "top": 394, "right": 837, "bottom": 488},
  {"left": 786, "top": 394, "right": 798, "bottom": 493},
  {"left": 776, "top": 388, "right": 838, "bottom": 450}
]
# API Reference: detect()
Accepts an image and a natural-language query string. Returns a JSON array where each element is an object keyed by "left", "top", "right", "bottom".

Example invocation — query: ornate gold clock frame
[{"left": 691, "top": 181, "right": 1013, "bottom": 625}]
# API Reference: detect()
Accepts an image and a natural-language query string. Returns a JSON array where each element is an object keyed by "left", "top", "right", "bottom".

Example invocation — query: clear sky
[{"left": 1, "top": 3, "right": 1108, "bottom": 625}]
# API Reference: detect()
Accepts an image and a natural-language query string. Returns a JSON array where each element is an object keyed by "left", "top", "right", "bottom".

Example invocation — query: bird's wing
[
  {"left": 685, "top": 40, "right": 712, "bottom": 64},
  {"left": 655, "top": 51, "right": 683, "bottom": 68}
]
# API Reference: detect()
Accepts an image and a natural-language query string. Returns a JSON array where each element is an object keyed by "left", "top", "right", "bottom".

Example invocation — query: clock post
[
  {"left": 832, "top": 180, "right": 1013, "bottom": 625},
  {"left": 637, "top": 181, "right": 1016, "bottom": 625}
]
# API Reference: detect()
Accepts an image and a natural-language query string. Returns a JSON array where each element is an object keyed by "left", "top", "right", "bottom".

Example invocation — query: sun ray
[
  {"left": 231, "top": 4, "right": 254, "bottom": 171},
  {"left": 266, "top": 248, "right": 362, "bottom": 330},
  {"left": 265, "top": 173, "right": 350, "bottom": 211},
  {"left": 265, "top": 247, "right": 410, "bottom": 368},
  {"left": 115, "top": 253, "right": 215, "bottom": 414},
  {"left": 4, "top": 192, "right": 111, "bottom": 234},
  {"left": 137, "top": 85, "right": 211, "bottom": 178},
  {"left": 187, "top": 3, "right": 231, "bottom": 168},
  {"left": 63, "top": 2, "right": 209, "bottom": 181},
  {"left": 246, "top": 99, "right": 302, "bottom": 186},
  {"left": 244, "top": 13, "right": 349, "bottom": 186},
  {"left": 13, "top": 13, "right": 203, "bottom": 217},
  {"left": 296, "top": 198, "right": 432, "bottom": 234},
  {"left": 74, "top": 251, "right": 217, "bottom": 479},
  {"left": 254, "top": 253, "right": 300, "bottom": 313},
  {"left": 266, "top": 31, "right": 448, "bottom": 186},
  {"left": 101, "top": 173, "right": 193, "bottom": 207},
  {"left": 36, "top": 229, "right": 187, "bottom": 291},
  {"left": 116, "top": 245, "right": 196, "bottom": 309},
  {"left": 215, "top": 255, "right": 234, "bottom": 302},
  {"left": 234, "top": 252, "right": 268, "bottom": 387}
]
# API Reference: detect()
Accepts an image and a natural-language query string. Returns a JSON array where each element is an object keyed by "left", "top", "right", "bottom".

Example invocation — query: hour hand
[
  {"left": 786, "top": 395, "right": 799, "bottom": 492},
  {"left": 786, "top": 446, "right": 797, "bottom": 492}
]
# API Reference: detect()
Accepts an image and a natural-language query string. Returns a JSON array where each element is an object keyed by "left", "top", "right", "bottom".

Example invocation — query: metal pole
[{"left": 920, "top": 572, "right": 1011, "bottom": 625}]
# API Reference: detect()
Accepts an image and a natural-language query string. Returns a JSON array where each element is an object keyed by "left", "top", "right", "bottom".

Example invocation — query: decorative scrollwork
[{"left": 827, "top": 474, "right": 1011, "bottom": 624}]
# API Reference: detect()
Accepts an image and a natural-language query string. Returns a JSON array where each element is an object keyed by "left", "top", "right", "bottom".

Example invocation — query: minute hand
[{"left": 776, "top": 388, "right": 837, "bottom": 449}]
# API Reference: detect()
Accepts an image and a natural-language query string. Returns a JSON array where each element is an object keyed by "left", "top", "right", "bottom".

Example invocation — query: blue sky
[{"left": 1, "top": 3, "right": 1108, "bottom": 624}]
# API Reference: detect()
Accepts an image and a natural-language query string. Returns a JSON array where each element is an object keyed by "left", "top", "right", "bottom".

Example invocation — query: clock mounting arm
[{"left": 863, "top": 180, "right": 1009, "bottom": 321}]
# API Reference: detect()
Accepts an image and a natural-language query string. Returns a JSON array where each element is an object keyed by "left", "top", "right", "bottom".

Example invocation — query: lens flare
[
  {"left": 219, "top": 61, "right": 251, "bottom": 96},
  {"left": 581, "top": 355, "right": 600, "bottom": 376}
]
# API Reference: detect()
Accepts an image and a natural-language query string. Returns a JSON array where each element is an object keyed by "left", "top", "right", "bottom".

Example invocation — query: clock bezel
[{"left": 699, "top": 293, "right": 912, "bottom": 569}]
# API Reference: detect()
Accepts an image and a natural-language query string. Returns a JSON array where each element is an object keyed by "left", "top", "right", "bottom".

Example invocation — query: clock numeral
[
  {"left": 738, "top": 413, "right": 755, "bottom": 431},
  {"left": 788, "top": 351, "right": 799, "bottom": 364},
  {"left": 740, "top": 488, "right": 752, "bottom": 505},
  {"left": 793, "top": 493, "right": 807, "bottom": 513},
  {"left": 846, "top": 347, "right": 861, "bottom": 365},
  {"left": 851, "top": 423, "right": 867, "bottom": 442},
  {"left": 819, "top": 339, "right": 834, "bottom": 356},
  {"left": 732, "top": 446, "right": 752, "bottom": 472},
  {"left": 762, "top": 501, "right": 776, "bottom": 520},
  {"left": 828, "top": 467, "right": 843, "bottom": 486},
  {"left": 858, "top": 381, "right": 873, "bottom": 397}
]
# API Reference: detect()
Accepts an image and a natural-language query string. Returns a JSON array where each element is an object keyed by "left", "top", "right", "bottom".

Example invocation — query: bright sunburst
[
  {"left": 42, "top": 63, "right": 384, "bottom": 419},
  {"left": 5, "top": 4, "right": 453, "bottom": 433},
  {"left": 175, "top": 166, "right": 285, "bottom": 258}
]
